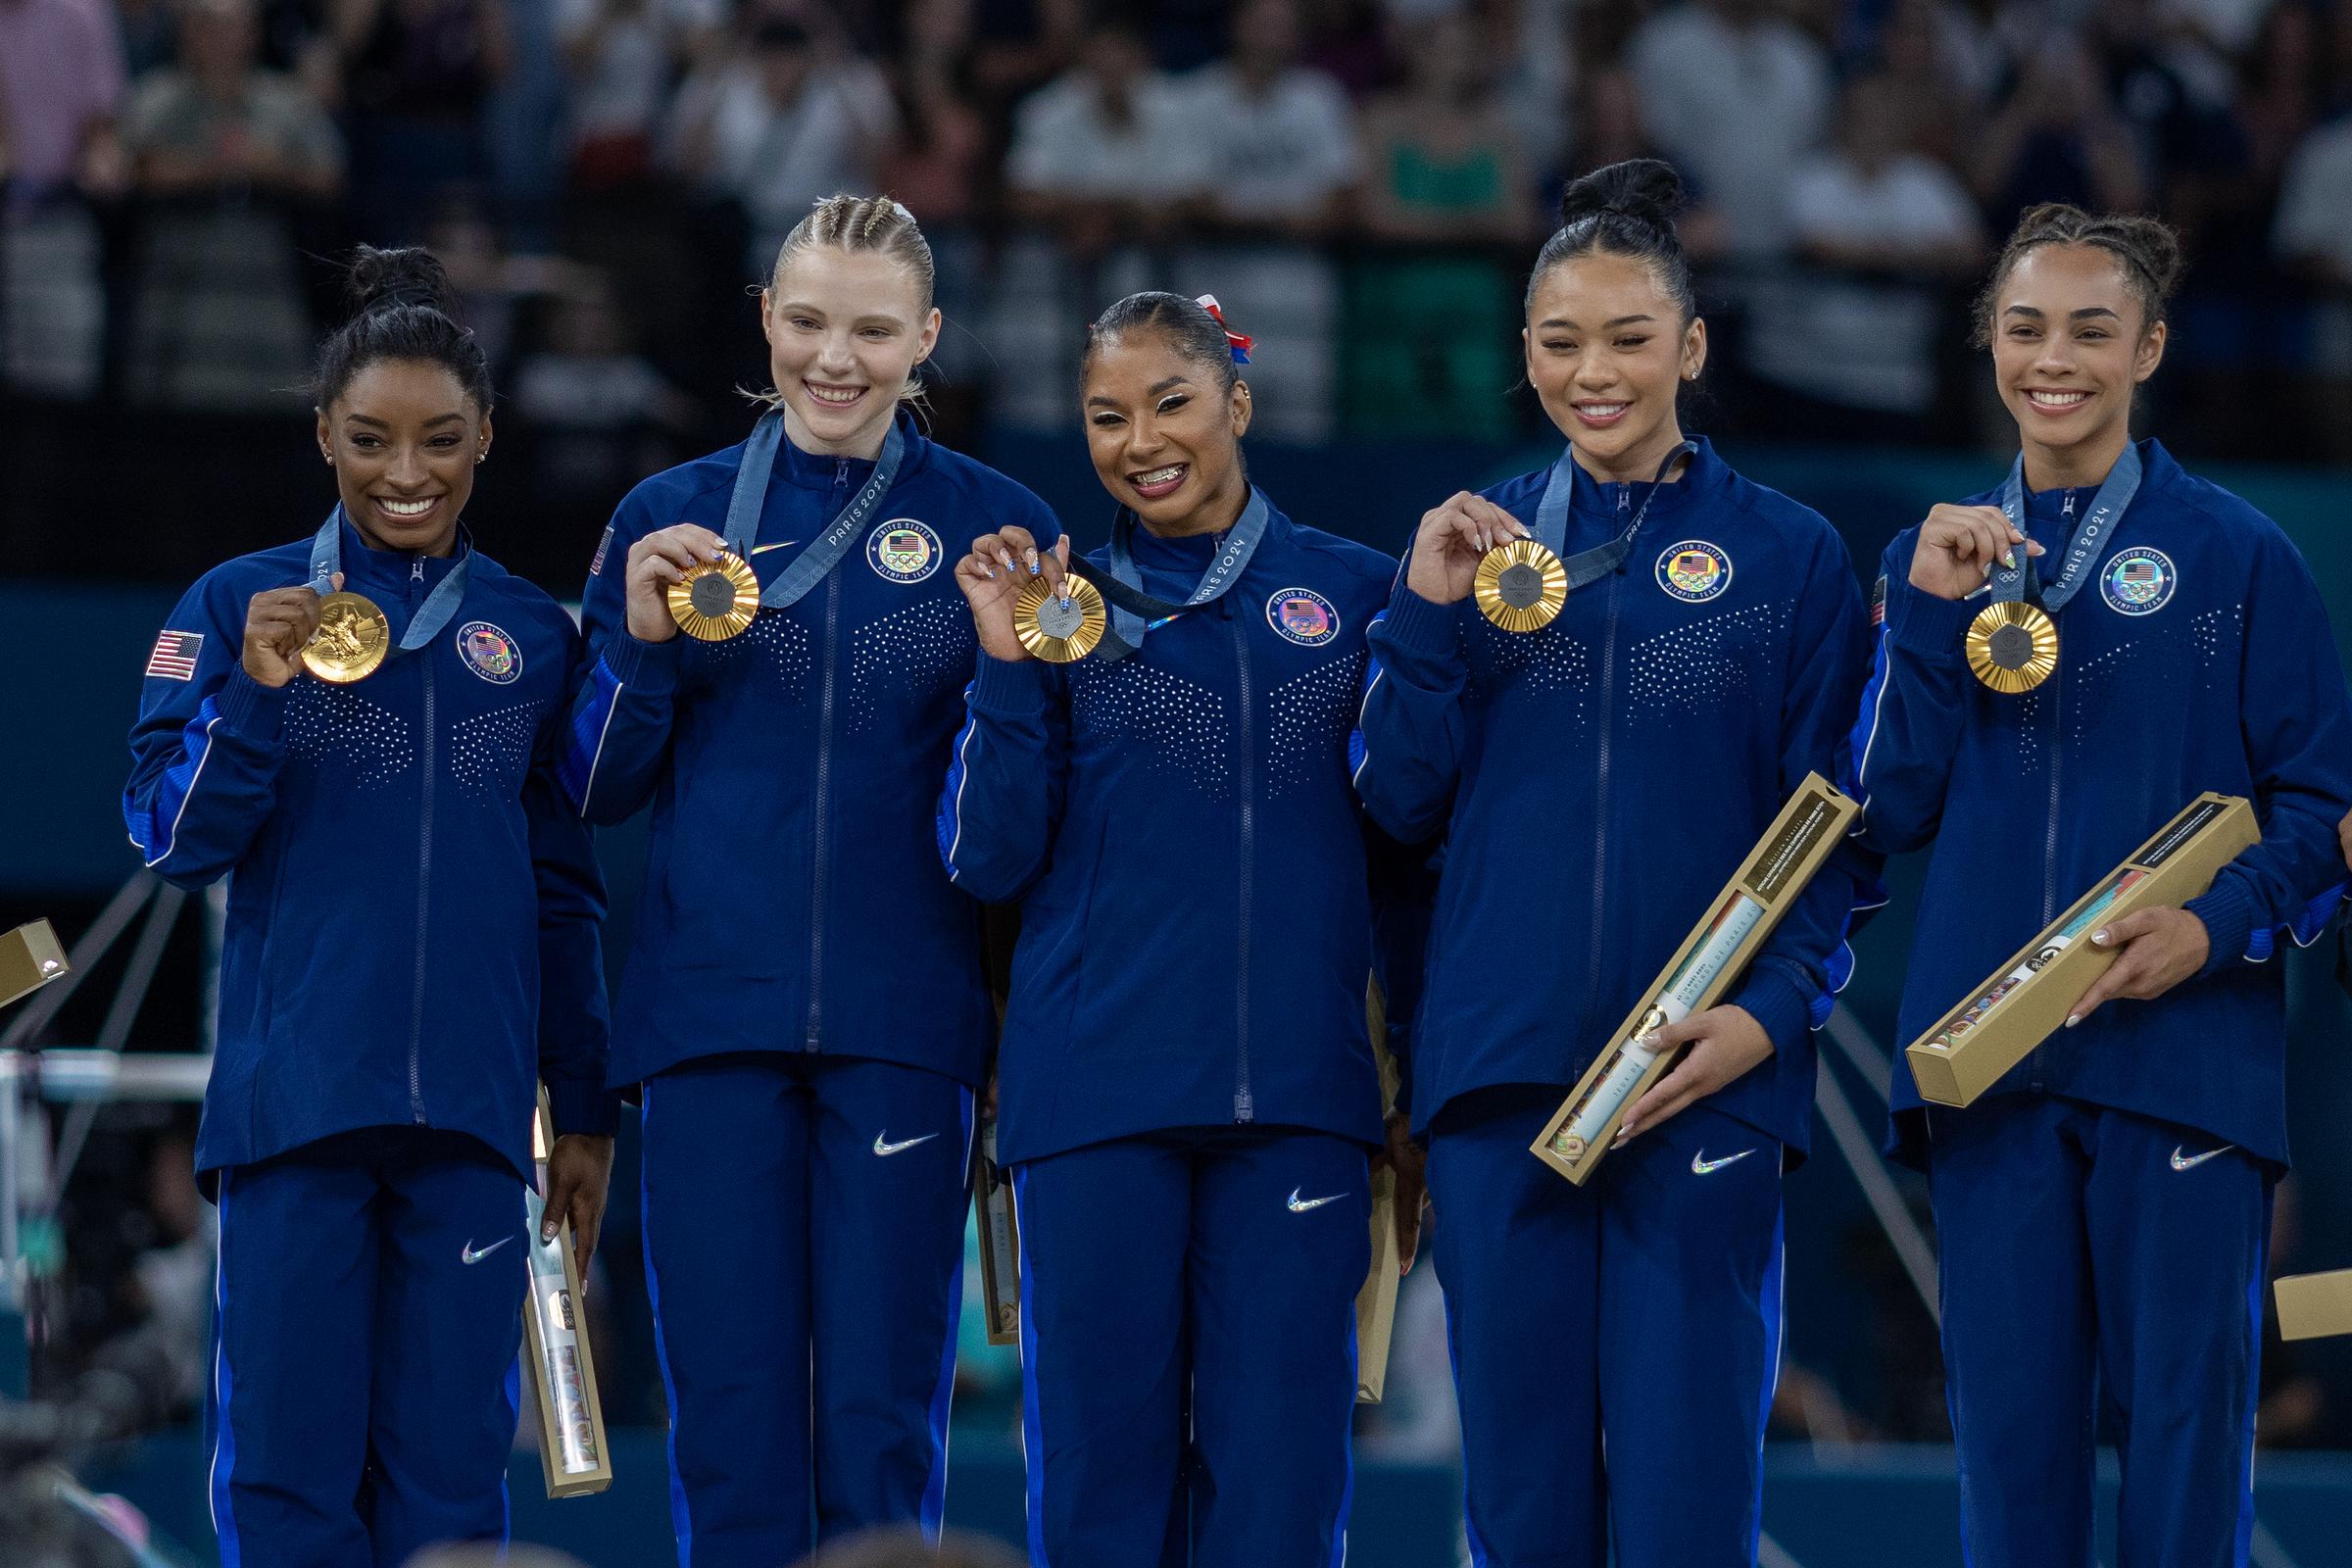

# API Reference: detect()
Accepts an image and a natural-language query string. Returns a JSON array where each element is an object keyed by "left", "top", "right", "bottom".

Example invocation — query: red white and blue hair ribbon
[{"left": 1196, "top": 295, "right": 1253, "bottom": 365}]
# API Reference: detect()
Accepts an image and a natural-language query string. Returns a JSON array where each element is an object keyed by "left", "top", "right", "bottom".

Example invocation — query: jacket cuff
[
  {"left": 1885, "top": 580, "right": 1981, "bottom": 663},
  {"left": 1377, "top": 583, "right": 1463, "bottom": 662},
  {"left": 2183, "top": 876, "right": 2260, "bottom": 979},
  {"left": 969, "top": 652, "right": 1051, "bottom": 712},
  {"left": 600, "top": 629, "right": 681, "bottom": 696},
  {"left": 1730, "top": 965, "right": 1815, "bottom": 1058},
  {"left": 214, "top": 666, "right": 288, "bottom": 745},
  {"left": 546, "top": 1075, "right": 622, "bottom": 1140}
]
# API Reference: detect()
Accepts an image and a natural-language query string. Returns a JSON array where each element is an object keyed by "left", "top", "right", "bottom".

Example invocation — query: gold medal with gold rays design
[
  {"left": 1473, "top": 539, "right": 1568, "bottom": 634},
  {"left": 1966, "top": 601, "right": 2059, "bottom": 693},
  {"left": 666, "top": 552, "right": 761, "bottom": 641},
  {"left": 1012, "top": 575, "right": 1106, "bottom": 663}
]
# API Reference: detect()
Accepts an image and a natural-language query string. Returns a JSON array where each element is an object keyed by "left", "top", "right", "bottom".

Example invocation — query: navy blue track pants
[
  {"left": 639, "top": 1054, "right": 974, "bottom": 1568},
  {"left": 207, "top": 1127, "right": 527, "bottom": 1568}
]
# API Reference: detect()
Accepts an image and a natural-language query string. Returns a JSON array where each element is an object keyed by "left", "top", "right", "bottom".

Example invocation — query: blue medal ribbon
[
  {"left": 1529, "top": 438, "right": 1699, "bottom": 591},
  {"left": 1076, "top": 486, "right": 1274, "bottom": 662},
  {"left": 1987, "top": 442, "right": 2141, "bottom": 612},
  {"left": 721, "top": 408, "right": 906, "bottom": 611},
  {"left": 308, "top": 509, "right": 472, "bottom": 656}
]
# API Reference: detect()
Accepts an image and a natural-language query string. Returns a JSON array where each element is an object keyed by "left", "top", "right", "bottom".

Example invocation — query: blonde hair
[
  {"left": 752, "top": 194, "right": 937, "bottom": 413},
  {"left": 768, "top": 193, "right": 936, "bottom": 314}
]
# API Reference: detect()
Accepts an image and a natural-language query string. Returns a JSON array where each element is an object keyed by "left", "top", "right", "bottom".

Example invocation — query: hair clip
[{"left": 1196, "top": 295, "right": 1253, "bottom": 365}]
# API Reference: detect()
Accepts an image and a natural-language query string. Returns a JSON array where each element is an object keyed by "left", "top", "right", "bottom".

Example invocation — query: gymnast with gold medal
[
  {"left": 939, "top": 292, "right": 1430, "bottom": 1567},
  {"left": 122, "top": 247, "right": 617, "bottom": 1568}
]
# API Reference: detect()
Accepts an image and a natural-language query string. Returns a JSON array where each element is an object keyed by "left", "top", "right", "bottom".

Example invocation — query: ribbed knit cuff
[
  {"left": 1377, "top": 582, "right": 1464, "bottom": 661},
  {"left": 2183, "top": 876, "right": 2260, "bottom": 979},
  {"left": 969, "top": 651, "right": 1052, "bottom": 712},
  {"left": 1884, "top": 580, "right": 1983, "bottom": 663},
  {"left": 214, "top": 666, "right": 288, "bottom": 745}
]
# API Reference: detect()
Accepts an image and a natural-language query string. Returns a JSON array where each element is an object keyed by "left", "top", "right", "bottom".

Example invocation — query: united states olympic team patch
[
  {"left": 456, "top": 620, "right": 522, "bottom": 684},
  {"left": 868, "top": 518, "right": 942, "bottom": 583},
  {"left": 1655, "top": 541, "right": 1732, "bottom": 603},
  {"left": 2101, "top": 547, "right": 2177, "bottom": 615},
  {"left": 1266, "top": 587, "right": 1341, "bottom": 647}
]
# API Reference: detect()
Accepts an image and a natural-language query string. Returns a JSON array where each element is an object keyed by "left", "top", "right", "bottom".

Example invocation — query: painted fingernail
[
  {"left": 2001, "top": 550, "right": 2016, "bottom": 569},
  {"left": 2064, "top": 1015, "right": 2080, "bottom": 1028},
  {"left": 2092, "top": 928, "right": 2109, "bottom": 945}
]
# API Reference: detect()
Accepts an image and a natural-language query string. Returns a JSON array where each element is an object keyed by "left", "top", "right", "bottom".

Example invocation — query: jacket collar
[{"left": 768, "top": 405, "right": 926, "bottom": 492}]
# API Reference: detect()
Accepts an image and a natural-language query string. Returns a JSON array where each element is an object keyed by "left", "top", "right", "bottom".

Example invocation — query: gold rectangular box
[
  {"left": 975, "top": 1122, "right": 1022, "bottom": 1347},
  {"left": 522, "top": 1089, "right": 614, "bottom": 1498},
  {"left": 1532, "top": 774, "right": 1860, "bottom": 1186},
  {"left": 1356, "top": 979, "right": 1403, "bottom": 1404},
  {"left": 1905, "top": 794, "right": 2257, "bottom": 1107},
  {"left": 2276, "top": 1270, "right": 2352, "bottom": 1342},
  {"left": 0, "top": 920, "right": 69, "bottom": 1008}
]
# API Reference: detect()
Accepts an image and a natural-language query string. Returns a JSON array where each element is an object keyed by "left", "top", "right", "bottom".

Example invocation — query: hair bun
[
  {"left": 1558, "top": 158, "right": 1687, "bottom": 233},
  {"left": 346, "top": 244, "right": 454, "bottom": 317}
]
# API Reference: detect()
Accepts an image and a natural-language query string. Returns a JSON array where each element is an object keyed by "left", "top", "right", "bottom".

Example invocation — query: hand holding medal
[
  {"left": 242, "top": 574, "right": 344, "bottom": 687},
  {"left": 1405, "top": 492, "right": 1532, "bottom": 619},
  {"left": 623, "top": 523, "right": 744, "bottom": 643},
  {"left": 956, "top": 524, "right": 1102, "bottom": 663}
]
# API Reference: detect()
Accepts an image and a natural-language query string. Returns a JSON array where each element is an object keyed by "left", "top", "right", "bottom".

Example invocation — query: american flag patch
[
  {"left": 146, "top": 629, "right": 202, "bottom": 680},
  {"left": 1871, "top": 574, "right": 1887, "bottom": 626},
  {"left": 590, "top": 525, "right": 614, "bottom": 576}
]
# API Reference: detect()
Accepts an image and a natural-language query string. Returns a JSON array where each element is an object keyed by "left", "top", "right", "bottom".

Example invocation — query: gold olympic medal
[
  {"left": 1966, "top": 601, "right": 2059, "bottom": 693},
  {"left": 302, "top": 591, "right": 391, "bottom": 683},
  {"left": 1012, "top": 574, "right": 1106, "bottom": 663},
  {"left": 666, "top": 552, "right": 760, "bottom": 642},
  {"left": 1473, "top": 538, "right": 1568, "bottom": 633}
]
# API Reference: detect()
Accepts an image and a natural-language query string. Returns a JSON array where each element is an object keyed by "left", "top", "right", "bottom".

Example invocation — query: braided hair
[{"left": 1974, "top": 203, "right": 2185, "bottom": 346}]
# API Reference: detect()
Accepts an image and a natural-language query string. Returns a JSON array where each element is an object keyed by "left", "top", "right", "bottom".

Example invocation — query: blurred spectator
[
  {"left": 1357, "top": 12, "right": 1528, "bottom": 245},
  {"left": 511, "top": 265, "right": 695, "bottom": 505},
  {"left": 558, "top": 0, "right": 722, "bottom": 190},
  {"left": 666, "top": 9, "right": 894, "bottom": 275},
  {"left": 116, "top": 0, "right": 181, "bottom": 78},
  {"left": 880, "top": 0, "right": 989, "bottom": 224},
  {"left": 1869, "top": 0, "right": 1998, "bottom": 171},
  {"left": 1004, "top": 16, "right": 1200, "bottom": 255},
  {"left": 1629, "top": 0, "right": 1834, "bottom": 259},
  {"left": 1345, "top": 10, "right": 1525, "bottom": 437},
  {"left": 2274, "top": 80, "right": 2352, "bottom": 455},
  {"left": 1176, "top": 0, "right": 1361, "bottom": 237},
  {"left": 1552, "top": 64, "right": 1732, "bottom": 260},
  {"left": 120, "top": 0, "right": 343, "bottom": 411},
  {"left": 329, "top": 0, "right": 511, "bottom": 240},
  {"left": 1746, "top": 72, "right": 1984, "bottom": 439},
  {"left": 1971, "top": 31, "right": 2150, "bottom": 228},
  {"left": 0, "top": 0, "right": 128, "bottom": 399}
]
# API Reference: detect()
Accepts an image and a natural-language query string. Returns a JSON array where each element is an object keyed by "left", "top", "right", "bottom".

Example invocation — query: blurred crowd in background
[{"left": 8, "top": 0, "right": 2352, "bottom": 500}]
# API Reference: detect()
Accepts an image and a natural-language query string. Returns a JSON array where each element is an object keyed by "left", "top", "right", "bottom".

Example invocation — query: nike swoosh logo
[
  {"left": 2171, "top": 1144, "right": 2234, "bottom": 1171},
  {"left": 460, "top": 1236, "right": 514, "bottom": 1265},
  {"left": 1286, "top": 1188, "right": 1345, "bottom": 1213},
  {"left": 873, "top": 1131, "right": 940, "bottom": 1157},
  {"left": 1691, "top": 1149, "right": 1757, "bottom": 1175}
]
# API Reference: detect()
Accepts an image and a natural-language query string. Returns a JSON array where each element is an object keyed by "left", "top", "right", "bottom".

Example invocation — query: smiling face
[
  {"left": 316, "top": 359, "right": 487, "bottom": 555},
  {"left": 1524, "top": 250, "right": 1704, "bottom": 484},
  {"left": 1988, "top": 242, "right": 2166, "bottom": 485},
  {"left": 1082, "top": 329, "right": 1251, "bottom": 535},
  {"left": 760, "top": 245, "right": 940, "bottom": 459}
]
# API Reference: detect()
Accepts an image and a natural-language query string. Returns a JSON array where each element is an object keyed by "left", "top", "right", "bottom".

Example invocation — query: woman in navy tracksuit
[
  {"left": 937, "top": 291, "right": 1426, "bottom": 1567},
  {"left": 1351, "top": 161, "right": 1871, "bottom": 1566},
  {"left": 559, "top": 196, "right": 1059, "bottom": 1565},
  {"left": 1851, "top": 205, "right": 2352, "bottom": 1567},
  {"left": 122, "top": 247, "right": 617, "bottom": 1568}
]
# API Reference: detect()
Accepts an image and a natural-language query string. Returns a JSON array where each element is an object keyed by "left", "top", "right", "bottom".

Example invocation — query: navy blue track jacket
[
  {"left": 1353, "top": 439, "right": 1872, "bottom": 1152},
  {"left": 1852, "top": 440, "right": 2352, "bottom": 1166},
  {"left": 563, "top": 412, "right": 1060, "bottom": 1090},
  {"left": 936, "top": 497, "right": 1427, "bottom": 1166},
  {"left": 123, "top": 518, "right": 617, "bottom": 1185}
]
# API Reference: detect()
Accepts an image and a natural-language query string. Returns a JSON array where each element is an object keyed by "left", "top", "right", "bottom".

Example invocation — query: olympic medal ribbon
[
  {"left": 1968, "top": 443, "right": 2142, "bottom": 692},
  {"left": 1079, "top": 485, "right": 1276, "bottom": 662},
  {"left": 721, "top": 408, "right": 907, "bottom": 612},
  {"left": 1475, "top": 439, "right": 1698, "bottom": 633}
]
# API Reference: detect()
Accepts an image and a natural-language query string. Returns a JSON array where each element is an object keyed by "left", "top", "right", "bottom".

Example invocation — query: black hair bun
[
  {"left": 345, "top": 244, "right": 454, "bottom": 317},
  {"left": 1558, "top": 158, "right": 1687, "bottom": 233}
]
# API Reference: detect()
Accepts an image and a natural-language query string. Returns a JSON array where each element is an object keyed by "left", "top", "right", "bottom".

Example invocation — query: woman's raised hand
[
  {"left": 1405, "top": 492, "right": 1525, "bottom": 607},
  {"left": 624, "top": 523, "right": 730, "bottom": 643},
  {"left": 956, "top": 524, "right": 1070, "bottom": 662},
  {"left": 1908, "top": 504, "right": 2044, "bottom": 603}
]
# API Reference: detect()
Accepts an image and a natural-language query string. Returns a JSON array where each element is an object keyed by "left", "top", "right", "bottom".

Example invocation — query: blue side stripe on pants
[
  {"left": 919, "top": 1085, "right": 978, "bottom": 1537},
  {"left": 640, "top": 1080, "right": 695, "bottom": 1568},
  {"left": 208, "top": 1168, "right": 242, "bottom": 1568},
  {"left": 1012, "top": 1165, "right": 1049, "bottom": 1568}
]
